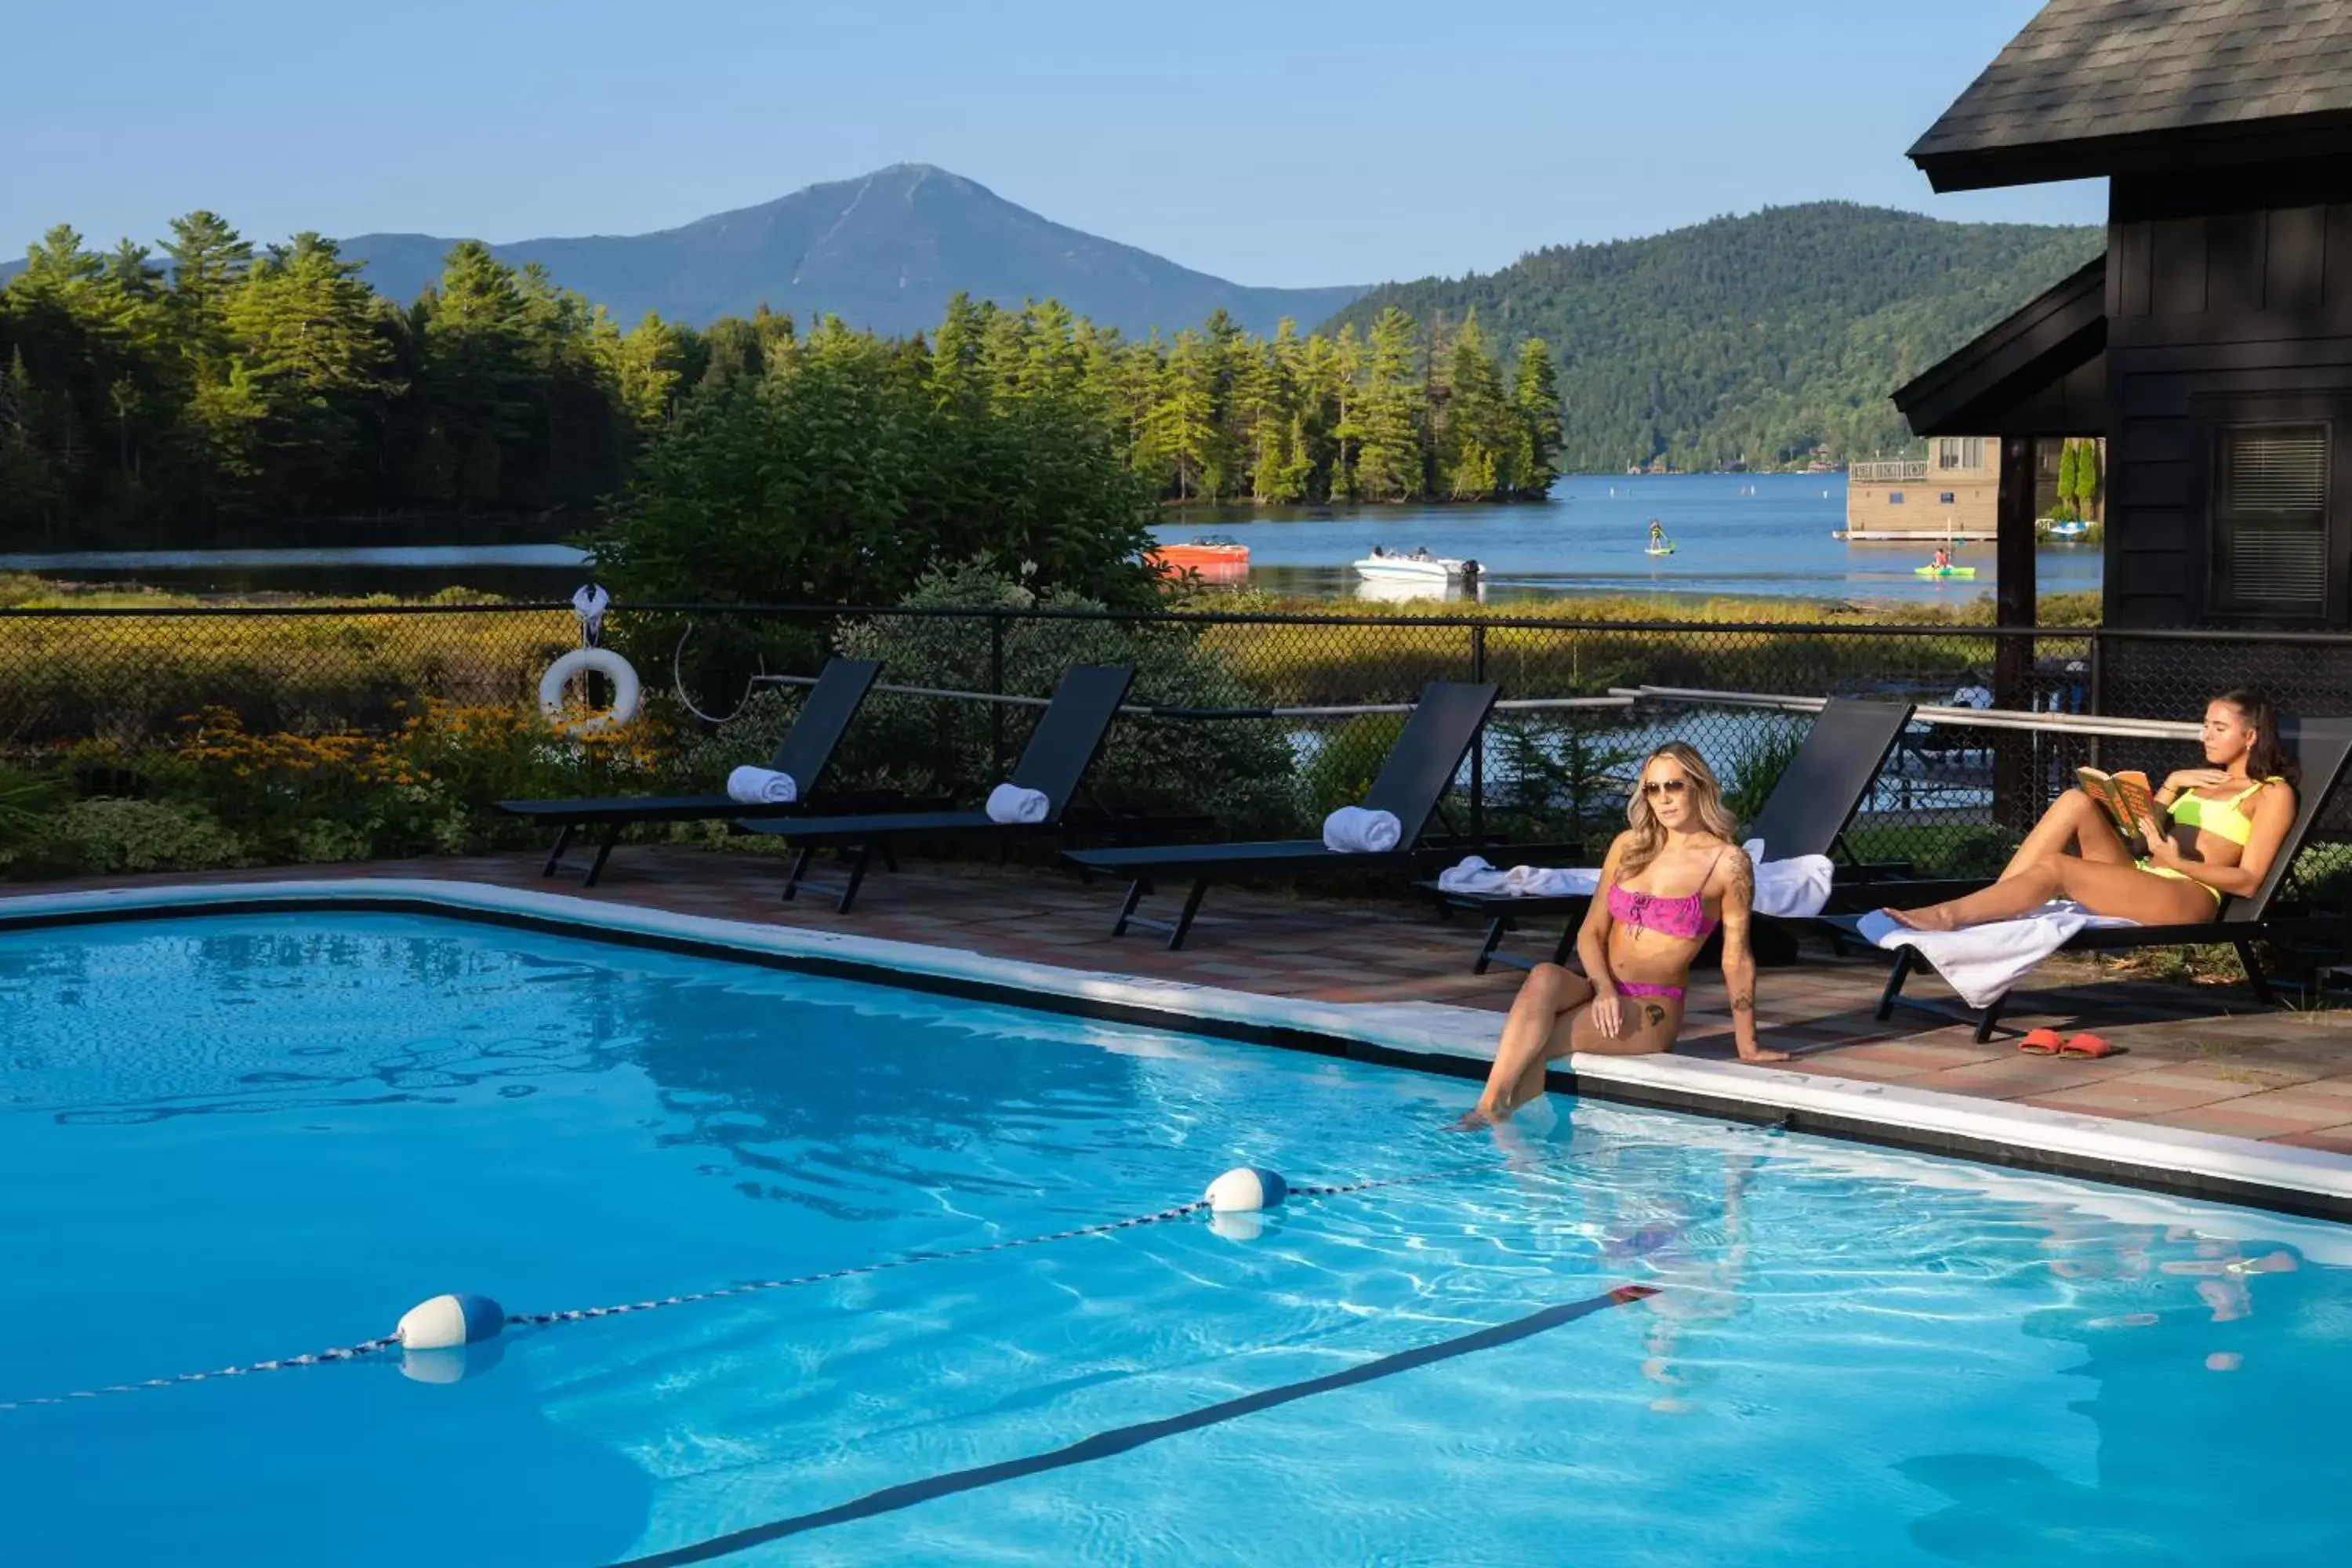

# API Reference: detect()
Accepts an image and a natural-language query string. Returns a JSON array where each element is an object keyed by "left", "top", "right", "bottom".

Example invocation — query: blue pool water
[{"left": 2, "top": 913, "right": 2347, "bottom": 1566}]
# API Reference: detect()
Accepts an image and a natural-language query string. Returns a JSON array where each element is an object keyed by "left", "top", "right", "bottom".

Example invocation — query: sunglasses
[{"left": 1641, "top": 778, "right": 1690, "bottom": 798}]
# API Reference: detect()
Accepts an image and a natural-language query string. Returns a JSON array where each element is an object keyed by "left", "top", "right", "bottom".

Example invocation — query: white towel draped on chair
[
  {"left": 1322, "top": 805, "right": 1403, "bottom": 853},
  {"left": 986, "top": 782, "right": 1051, "bottom": 824},
  {"left": 726, "top": 766, "right": 798, "bottom": 805},
  {"left": 1742, "top": 840, "right": 1835, "bottom": 919},
  {"left": 1436, "top": 840, "right": 1829, "bottom": 917},
  {"left": 1857, "top": 902, "right": 2140, "bottom": 1011}
]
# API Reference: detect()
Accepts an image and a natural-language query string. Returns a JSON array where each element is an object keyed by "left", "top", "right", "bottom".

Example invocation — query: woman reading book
[{"left": 1885, "top": 689, "right": 2298, "bottom": 932}]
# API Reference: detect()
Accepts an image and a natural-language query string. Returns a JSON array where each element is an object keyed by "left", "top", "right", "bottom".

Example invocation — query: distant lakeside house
[
  {"left": 1901, "top": 0, "right": 2352, "bottom": 644},
  {"left": 1844, "top": 437, "right": 2102, "bottom": 541}
]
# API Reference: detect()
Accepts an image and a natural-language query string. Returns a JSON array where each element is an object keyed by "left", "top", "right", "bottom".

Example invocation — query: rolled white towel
[
  {"left": 986, "top": 782, "right": 1051, "bottom": 825},
  {"left": 1741, "top": 839, "right": 1834, "bottom": 918},
  {"left": 726, "top": 766, "right": 798, "bottom": 805},
  {"left": 1323, "top": 805, "right": 1402, "bottom": 853},
  {"left": 1438, "top": 856, "right": 1512, "bottom": 895}
]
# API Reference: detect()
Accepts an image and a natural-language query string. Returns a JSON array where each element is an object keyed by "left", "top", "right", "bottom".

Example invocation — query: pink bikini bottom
[{"left": 1616, "top": 981, "right": 1685, "bottom": 1002}]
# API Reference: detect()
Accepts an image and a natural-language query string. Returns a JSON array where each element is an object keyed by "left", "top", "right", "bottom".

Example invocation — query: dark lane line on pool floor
[{"left": 608, "top": 1283, "right": 1659, "bottom": 1566}]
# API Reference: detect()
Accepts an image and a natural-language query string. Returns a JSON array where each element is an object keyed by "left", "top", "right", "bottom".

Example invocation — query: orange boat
[{"left": 1146, "top": 536, "right": 1250, "bottom": 575}]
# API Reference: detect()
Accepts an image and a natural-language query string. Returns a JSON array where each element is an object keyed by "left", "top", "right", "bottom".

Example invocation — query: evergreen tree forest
[
  {"left": 0, "top": 214, "right": 1562, "bottom": 545},
  {"left": 1327, "top": 202, "right": 2104, "bottom": 474}
]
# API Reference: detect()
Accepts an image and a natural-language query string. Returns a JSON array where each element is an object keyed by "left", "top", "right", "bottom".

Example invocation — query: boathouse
[{"left": 1900, "top": 0, "right": 2352, "bottom": 721}]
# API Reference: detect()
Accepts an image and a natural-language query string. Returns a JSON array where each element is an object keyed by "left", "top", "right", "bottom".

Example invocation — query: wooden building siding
[{"left": 2103, "top": 171, "right": 2352, "bottom": 627}]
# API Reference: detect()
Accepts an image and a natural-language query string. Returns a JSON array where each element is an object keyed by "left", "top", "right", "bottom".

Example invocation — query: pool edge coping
[{"left": 5, "top": 876, "right": 2350, "bottom": 1225}]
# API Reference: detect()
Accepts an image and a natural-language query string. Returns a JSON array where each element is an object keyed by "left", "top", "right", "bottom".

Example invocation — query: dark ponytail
[{"left": 2216, "top": 688, "right": 2298, "bottom": 788}]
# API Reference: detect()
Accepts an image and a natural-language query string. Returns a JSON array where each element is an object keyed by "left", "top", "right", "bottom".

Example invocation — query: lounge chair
[
  {"left": 1840, "top": 714, "right": 2352, "bottom": 1041},
  {"left": 497, "top": 657, "right": 884, "bottom": 887},
  {"left": 1419, "top": 696, "right": 1917, "bottom": 974},
  {"left": 738, "top": 663, "right": 1137, "bottom": 913},
  {"left": 1063, "top": 681, "right": 1502, "bottom": 949}
]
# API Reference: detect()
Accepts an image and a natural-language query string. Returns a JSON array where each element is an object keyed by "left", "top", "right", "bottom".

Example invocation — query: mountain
[
  {"left": 334, "top": 165, "right": 1364, "bottom": 339},
  {"left": 1319, "top": 202, "right": 2106, "bottom": 468}
]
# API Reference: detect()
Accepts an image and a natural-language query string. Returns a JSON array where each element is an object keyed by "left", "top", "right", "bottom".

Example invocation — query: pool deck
[{"left": 13, "top": 844, "right": 2352, "bottom": 1165}]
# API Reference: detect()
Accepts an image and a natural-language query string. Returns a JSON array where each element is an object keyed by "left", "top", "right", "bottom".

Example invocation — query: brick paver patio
[{"left": 16, "top": 844, "right": 2352, "bottom": 1156}]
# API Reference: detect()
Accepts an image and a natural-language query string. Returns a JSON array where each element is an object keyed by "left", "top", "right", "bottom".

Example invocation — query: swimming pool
[{"left": 3, "top": 911, "right": 2347, "bottom": 1565}]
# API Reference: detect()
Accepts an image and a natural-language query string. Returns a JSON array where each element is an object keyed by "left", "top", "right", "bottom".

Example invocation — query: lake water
[
  {"left": 1163, "top": 474, "right": 2103, "bottom": 607},
  {"left": 1, "top": 475, "right": 2103, "bottom": 606}
]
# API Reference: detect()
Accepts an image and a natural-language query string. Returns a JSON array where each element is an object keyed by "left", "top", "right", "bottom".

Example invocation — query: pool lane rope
[{"left": 0, "top": 1163, "right": 1512, "bottom": 1411}]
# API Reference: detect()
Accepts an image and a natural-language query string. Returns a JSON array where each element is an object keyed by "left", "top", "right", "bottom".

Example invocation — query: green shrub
[
  {"left": 834, "top": 561, "right": 1299, "bottom": 833},
  {"left": 15, "top": 798, "right": 247, "bottom": 876},
  {"left": 1722, "top": 720, "right": 1807, "bottom": 829},
  {"left": 0, "top": 764, "right": 67, "bottom": 855},
  {"left": 1299, "top": 713, "right": 1407, "bottom": 822}
]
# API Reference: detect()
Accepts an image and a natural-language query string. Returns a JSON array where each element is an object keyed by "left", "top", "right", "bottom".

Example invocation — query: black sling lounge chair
[
  {"left": 737, "top": 663, "right": 1137, "bottom": 913},
  {"left": 1062, "top": 681, "right": 1502, "bottom": 950},
  {"left": 1417, "top": 696, "right": 1917, "bottom": 974},
  {"left": 1839, "top": 714, "right": 2352, "bottom": 1042},
  {"left": 497, "top": 657, "right": 882, "bottom": 887}
]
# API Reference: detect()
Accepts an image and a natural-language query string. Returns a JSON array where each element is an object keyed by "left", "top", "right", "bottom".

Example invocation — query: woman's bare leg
[
  {"left": 1567, "top": 992, "right": 1685, "bottom": 1056},
  {"left": 1892, "top": 855, "right": 2216, "bottom": 931},
  {"left": 1999, "top": 789, "right": 2132, "bottom": 880},
  {"left": 1466, "top": 963, "right": 1594, "bottom": 1121}
]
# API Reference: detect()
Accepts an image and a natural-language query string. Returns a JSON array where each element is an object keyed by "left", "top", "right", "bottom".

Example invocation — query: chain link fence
[{"left": 2, "top": 601, "right": 2346, "bottom": 892}]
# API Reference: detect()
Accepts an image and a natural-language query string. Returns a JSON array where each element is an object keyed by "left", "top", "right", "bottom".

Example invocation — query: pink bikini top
[{"left": 1606, "top": 850, "right": 1730, "bottom": 941}]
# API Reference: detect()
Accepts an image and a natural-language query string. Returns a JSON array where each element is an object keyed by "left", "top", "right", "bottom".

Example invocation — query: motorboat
[
  {"left": 1147, "top": 535, "right": 1250, "bottom": 575},
  {"left": 1353, "top": 547, "right": 1468, "bottom": 585}
]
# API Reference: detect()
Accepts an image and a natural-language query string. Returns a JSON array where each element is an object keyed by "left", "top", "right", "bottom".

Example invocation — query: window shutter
[
  {"left": 2227, "top": 528, "right": 2328, "bottom": 606},
  {"left": 2223, "top": 429, "right": 2327, "bottom": 512},
  {"left": 2214, "top": 424, "right": 2331, "bottom": 615}
]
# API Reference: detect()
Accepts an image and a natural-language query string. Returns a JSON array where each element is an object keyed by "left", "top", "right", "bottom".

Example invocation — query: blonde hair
[{"left": 1621, "top": 742, "right": 1740, "bottom": 880}]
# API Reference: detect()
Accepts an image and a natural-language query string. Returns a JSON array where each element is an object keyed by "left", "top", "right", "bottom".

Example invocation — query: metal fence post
[
  {"left": 1470, "top": 621, "right": 1487, "bottom": 844},
  {"left": 2088, "top": 630, "right": 2106, "bottom": 774},
  {"left": 989, "top": 611, "right": 1008, "bottom": 781}
]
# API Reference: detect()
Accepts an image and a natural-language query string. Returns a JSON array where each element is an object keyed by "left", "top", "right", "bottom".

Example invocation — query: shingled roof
[{"left": 1911, "top": 0, "right": 2352, "bottom": 190}]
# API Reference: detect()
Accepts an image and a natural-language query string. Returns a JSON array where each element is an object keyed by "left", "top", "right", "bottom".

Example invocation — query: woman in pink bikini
[{"left": 1460, "top": 742, "right": 1787, "bottom": 1128}]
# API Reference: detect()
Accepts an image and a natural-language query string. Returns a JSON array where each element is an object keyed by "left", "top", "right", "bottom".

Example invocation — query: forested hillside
[{"left": 1323, "top": 202, "right": 2104, "bottom": 470}]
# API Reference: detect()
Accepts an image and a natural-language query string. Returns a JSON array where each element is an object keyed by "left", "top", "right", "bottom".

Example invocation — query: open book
[{"left": 2077, "top": 767, "right": 2156, "bottom": 839}]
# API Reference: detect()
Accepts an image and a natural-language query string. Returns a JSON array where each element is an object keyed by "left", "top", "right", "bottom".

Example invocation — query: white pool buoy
[
  {"left": 395, "top": 1293, "right": 506, "bottom": 1351},
  {"left": 1205, "top": 1167, "right": 1287, "bottom": 1214}
]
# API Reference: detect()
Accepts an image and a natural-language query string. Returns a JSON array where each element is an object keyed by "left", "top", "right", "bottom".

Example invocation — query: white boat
[{"left": 1353, "top": 549, "right": 1467, "bottom": 585}]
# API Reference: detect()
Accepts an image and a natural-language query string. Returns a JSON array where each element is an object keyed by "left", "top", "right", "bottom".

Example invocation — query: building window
[
  {"left": 1940, "top": 492, "right": 1955, "bottom": 505},
  {"left": 2212, "top": 424, "right": 2329, "bottom": 615},
  {"left": 1889, "top": 492, "right": 1905, "bottom": 505},
  {"left": 1938, "top": 437, "right": 1985, "bottom": 470}
]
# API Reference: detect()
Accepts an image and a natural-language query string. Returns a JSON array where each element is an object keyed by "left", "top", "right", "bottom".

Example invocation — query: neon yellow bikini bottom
[{"left": 2135, "top": 858, "right": 2224, "bottom": 904}]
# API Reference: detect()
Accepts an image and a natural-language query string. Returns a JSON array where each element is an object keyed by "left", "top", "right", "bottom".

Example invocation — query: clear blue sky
[{"left": 3, "top": 0, "right": 2096, "bottom": 287}]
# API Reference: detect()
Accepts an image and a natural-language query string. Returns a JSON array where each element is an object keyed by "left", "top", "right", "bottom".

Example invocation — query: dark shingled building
[{"left": 1903, "top": 0, "right": 2352, "bottom": 641}]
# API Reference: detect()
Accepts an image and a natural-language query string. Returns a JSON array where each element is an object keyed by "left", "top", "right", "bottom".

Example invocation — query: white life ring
[{"left": 539, "top": 648, "right": 641, "bottom": 735}]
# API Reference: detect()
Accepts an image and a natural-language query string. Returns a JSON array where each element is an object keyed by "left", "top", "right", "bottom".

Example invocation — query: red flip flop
[
  {"left": 2017, "top": 1028, "right": 2064, "bottom": 1054},
  {"left": 2060, "top": 1033, "right": 2120, "bottom": 1059}
]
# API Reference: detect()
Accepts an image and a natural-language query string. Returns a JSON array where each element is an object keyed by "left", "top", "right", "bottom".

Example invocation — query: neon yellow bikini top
[{"left": 2168, "top": 776, "right": 2284, "bottom": 847}]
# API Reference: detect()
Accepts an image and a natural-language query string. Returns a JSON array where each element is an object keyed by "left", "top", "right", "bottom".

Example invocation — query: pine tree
[
  {"left": 2055, "top": 440, "right": 2080, "bottom": 521},
  {"left": 1145, "top": 330, "right": 1221, "bottom": 501},
  {"left": 1353, "top": 307, "right": 1424, "bottom": 501},
  {"left": 1441, "top": 310, "right": 1512, "bottom": 499},
  {"left": 1509, "top": 339, "right": 1563, "bottom": 499}
]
